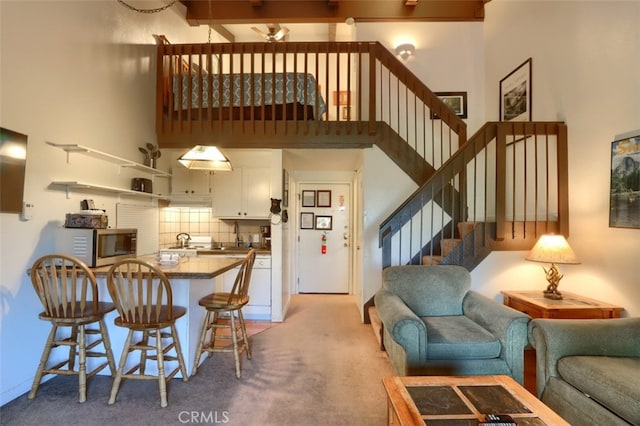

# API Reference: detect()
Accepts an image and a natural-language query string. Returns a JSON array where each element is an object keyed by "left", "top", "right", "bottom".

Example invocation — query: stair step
[
  {"left": 422, "top": 255, "right": 443, "bottom": 265},
  {"left": 441, "top": 238, "right": 462, "bottom": 257},
  {"left": 368, "top": 306, "right": 384, "bottom": 350},
  {"left": 457, "top": 222, "right": 476, "bottom": 238}
]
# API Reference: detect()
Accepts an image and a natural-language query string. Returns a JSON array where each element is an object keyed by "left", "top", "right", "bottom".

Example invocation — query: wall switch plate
[{"left": 21, "top": 202, "right": 34, "bottom": 221}]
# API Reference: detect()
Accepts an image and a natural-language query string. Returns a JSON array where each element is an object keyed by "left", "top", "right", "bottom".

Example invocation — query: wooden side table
[{"left": 502, "top": 290, "right": 624, "bottom": 395}]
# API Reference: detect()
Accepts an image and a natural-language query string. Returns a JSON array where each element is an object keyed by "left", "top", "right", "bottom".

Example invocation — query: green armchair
[
  {"left": 374, "top": 265, "right": 530, "bottom": 384},
  {"left": 529, "top": 318, "right": 640, "bottom": 425}
]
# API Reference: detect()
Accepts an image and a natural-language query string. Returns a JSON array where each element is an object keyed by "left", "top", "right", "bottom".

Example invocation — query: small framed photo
[
  {"left": 500, "top": 58, "right": 532, "bottom": 122},
  {"left": 300, "top": 212, "right": 314, "bottom": 229},
  {"left": 315, "top": 215, "right": 332, "bottom": 230},
  {"left": 316, "top": 190, "right": 331, "bottom": 208},
  {"left": 283, "top": 169, "right": 289, "bottom": 208},
  {"left": 302, "top": 190, "right": 316, "bottom": 207},
  {"left": 431, "top": 92, "right": 468, "bottom": 119}
]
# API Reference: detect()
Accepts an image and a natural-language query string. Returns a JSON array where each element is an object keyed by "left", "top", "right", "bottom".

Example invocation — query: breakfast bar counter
[
  {"left": 92, "top": 256, "right": 244, "bottom": 378},
  {"left": 92, "top": 255, "right": 243, "bottom": 280}
]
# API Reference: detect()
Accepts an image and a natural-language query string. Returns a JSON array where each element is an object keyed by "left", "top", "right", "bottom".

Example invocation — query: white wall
[
  {"left": 355, "top": 22, "right": 486, "bottom": 315},
  {"left": 474, "top": 0, "right": 640, "bottom": 315},
  {"left": 361, "top": 147, "right": 418, "bottom": 312},
  {"left": 0, "top": 0, "right": 216, "bottom": 406},
  {"left": 355, "top": 21, "right": 486, "bottom": 134}
]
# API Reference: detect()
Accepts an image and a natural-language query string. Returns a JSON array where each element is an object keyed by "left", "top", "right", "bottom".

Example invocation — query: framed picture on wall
[
  {"left": 316, "top": 190, "right": 331, "bottom": 207},
  {"left": 609, "top": 132, "right": 640, "bottom": 229},
  {"left": 302, "top": 190, "right": 316, "bottom": 207},
  {"left": 300, "top": 212, "right": 314, "bottom": 229},
  {"left": 315, "top": 215, "right": 332, "bottom": 230},
  {"left": 283, "top": 169, "right": 289, "bottom": 208},
  {"left": 499, "top": 58, "right": 532, "bottom": 122},
  {"left": 430, "top": 92, "right": 468, "bottom": 119}
]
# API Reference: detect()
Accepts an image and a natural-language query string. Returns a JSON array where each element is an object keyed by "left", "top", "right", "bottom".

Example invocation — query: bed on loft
[
  {"left": 162, "top": 62, "right": 327, "bottom": 121},
  {"left": 156, "top": 40, "right": 366, "bottom": 146}
]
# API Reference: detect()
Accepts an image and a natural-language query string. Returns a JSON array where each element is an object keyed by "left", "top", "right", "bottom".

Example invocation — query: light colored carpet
[{"left": 1, "top": 294, "right": 396, "bottom": 425}]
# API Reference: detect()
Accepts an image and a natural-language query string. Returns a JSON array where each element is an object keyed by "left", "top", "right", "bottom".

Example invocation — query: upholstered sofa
[
  {"left": 529, "top": 318, "right": 640, "bottom": 425},
  {"left": 374, "top": 265, "right": 530, "bottom": 384}
]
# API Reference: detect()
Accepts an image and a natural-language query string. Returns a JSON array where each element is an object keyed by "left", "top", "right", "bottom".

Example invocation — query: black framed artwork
[
  {"left": 500, "top": 58, "right": 532, "bottom": 122},
  {"left": 300, "top": 212, "right": 314, "bottom": 229},
  {"left": 302, "top": 190, "right": 316, "bottom": 207},
  {"left": 315, "top": 215, "right": 332, "bottom": 230},
  {"left": 430, "top": 92, "right": 468, "bottom": 119},
  {"left": 316, "top": 190, "right": 331, "bottom": 207}
]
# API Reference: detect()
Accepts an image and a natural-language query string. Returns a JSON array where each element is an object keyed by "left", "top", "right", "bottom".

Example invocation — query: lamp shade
[
  {"left": 178, "top": 145, "right": 232, "bottom": 171},
  {"left": 526, "top": 234, "right": 580, "bottom": 264}
]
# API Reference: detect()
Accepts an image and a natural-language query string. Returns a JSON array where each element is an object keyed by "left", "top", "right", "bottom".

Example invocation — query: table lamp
[{"left": 526, "top": 234, "right": 580, "bottom": 300}]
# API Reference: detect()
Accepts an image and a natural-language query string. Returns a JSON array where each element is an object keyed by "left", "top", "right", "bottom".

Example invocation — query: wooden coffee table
[{"left": 383, "top": 375, "right": 569, "bottom": 425}]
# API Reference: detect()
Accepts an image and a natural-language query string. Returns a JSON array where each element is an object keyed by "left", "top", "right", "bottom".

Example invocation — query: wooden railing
[
  {"left": 155, "top": 41, "right": 570, "bottom": 271},
  {"left": 156, "top": 41, "right": 466, "bottom": 169},
  {"left": 379, "top": 121, "right": 569, "bottom": 269}
]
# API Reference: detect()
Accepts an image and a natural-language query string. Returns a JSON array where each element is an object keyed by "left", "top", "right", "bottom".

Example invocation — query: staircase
[{"left": 152, "top": 41, "right": 570, "bottom": 335}]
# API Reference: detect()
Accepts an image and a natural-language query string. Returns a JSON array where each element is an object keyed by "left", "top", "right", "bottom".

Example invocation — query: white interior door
[{"left": 297, "top": 183, "right": 351, "bottom": 293}]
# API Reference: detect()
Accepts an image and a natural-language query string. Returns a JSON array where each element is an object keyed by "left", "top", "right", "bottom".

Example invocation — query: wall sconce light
[{"left": 395, "top": 43, "right": 415, "bottom": 60}]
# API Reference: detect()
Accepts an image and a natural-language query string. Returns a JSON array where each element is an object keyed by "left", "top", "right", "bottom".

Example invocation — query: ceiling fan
[{"left": 251, "top": 23, "right": 290, "bottom": 42}]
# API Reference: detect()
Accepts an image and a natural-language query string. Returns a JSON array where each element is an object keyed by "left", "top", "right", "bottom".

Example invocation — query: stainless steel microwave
[{"left": 55, "top": 228, "right": 137, "bottom": 267}]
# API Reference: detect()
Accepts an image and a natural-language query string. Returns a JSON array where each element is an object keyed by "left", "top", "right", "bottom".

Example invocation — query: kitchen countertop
[
  {"left": 91, "top": 256, "right": 243, "bottom": 279},
  {"left": 196, "top": 248, "right": 271, "bottom": 256}
]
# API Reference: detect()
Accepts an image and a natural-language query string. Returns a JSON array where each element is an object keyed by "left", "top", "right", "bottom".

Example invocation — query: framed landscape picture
[
  {"left": 609, "top": 131, "right": 640, "bottom": 229},
  {"left": 431, "top": 92, "right": 467, "bottom": 119},
  {"left": 500, "top": 58, "right": 532, "bottom": 122}
]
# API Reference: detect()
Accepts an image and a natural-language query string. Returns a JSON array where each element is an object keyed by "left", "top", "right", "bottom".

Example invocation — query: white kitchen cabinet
[
  {"left": 170, "top": 159, "right": 212, "bottom": 196},
  {"left": 213, "top": 168, "right": 271, "bottom": 219},
  {"left": 221, "top": 255, "right": 271, "bottom": 320}
]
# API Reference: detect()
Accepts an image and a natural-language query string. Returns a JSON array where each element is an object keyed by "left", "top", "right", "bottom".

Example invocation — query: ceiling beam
[
  {"left": 180, "top": 0, "right": 486, "bottom": 25},
  {"left": 211, "top": 24, "right": 235, "bottom": 42}
]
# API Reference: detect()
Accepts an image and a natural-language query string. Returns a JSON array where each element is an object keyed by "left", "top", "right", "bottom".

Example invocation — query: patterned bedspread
[{"left": 173, "top": 72, "right": 327, "bottom": 119}]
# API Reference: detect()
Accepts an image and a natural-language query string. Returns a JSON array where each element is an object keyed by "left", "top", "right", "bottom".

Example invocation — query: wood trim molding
[{"left": 181, "top": 0, "right": 487, "bottom": 25}]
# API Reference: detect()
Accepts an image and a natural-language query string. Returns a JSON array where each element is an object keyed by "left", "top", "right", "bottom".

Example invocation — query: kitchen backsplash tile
[{"left": 159, "top": 207, "right": 268, "bottom": 249}]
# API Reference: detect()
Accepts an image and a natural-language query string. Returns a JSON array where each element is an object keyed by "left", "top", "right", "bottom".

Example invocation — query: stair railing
[
  {"left": 379, "top": 121, "right": 569, "bottom": 269},
  {"left": 156, "top": 41, "right": 466, "bottom": 166}
]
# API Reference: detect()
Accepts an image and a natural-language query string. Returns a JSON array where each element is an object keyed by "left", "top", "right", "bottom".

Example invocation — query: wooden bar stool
[
  {"left": 192, "top": 249, "right": 256, "bottom": 378},
  {"left": 28, "top": 254, "right": 116, "bottom": 403},
  {"left": 106, "top": 259, "right": 188, "bottom": 408}
]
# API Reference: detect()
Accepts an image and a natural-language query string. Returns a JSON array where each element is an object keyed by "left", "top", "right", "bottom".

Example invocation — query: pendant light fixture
[{"left": 178, "top": 145, "right": 232, "bottom": 171}]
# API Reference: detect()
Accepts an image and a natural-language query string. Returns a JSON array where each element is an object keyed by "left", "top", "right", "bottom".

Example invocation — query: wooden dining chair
[
  {"left": 192, "top": 249, "right": 256, "bottom": 378},
  {"left": 106, "top": 259, "right": 188, "bottom": 408},
  {"left": 28, "top": 253, "right": 116, "bottom": 403}
]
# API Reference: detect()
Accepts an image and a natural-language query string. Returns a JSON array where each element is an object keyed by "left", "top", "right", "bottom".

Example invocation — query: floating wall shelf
[
  {"left": 49, "top": 181, "right": 170, "bottom": 200},
  {"left": 46, "top": 141, "right": 171, "bottom": 177},
  {"left": 46, "top": 141, "right": 171, "bottom": 200}
]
